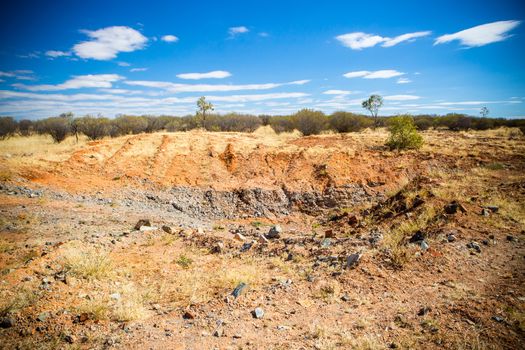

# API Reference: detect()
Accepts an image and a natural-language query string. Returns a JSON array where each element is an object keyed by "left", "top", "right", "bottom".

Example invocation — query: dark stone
[
  {"left": 134, "top": 219, "right": 151, "bottom": 230},
  {"left": 231, "top": 282, "right": 247, "bottom": 299},
  {"left": 417, "top": 306, "right": 431, "bottom": 316},
  {"left": 0, "top": 317, "right": 14, "bottom": 328},
  {"left": 267, "top": 225, "right": 282, "bottom": 239},
  {"left": 161, "top": 225, "right": 173, "bottom": 234},
  {"left": 409, "top": 230, "right": 425, "bottom": 243},
  {"left": 182, "top": 310, "right": 195, "bottom": 319},
  {"left": 444, "top": 201, "right": 466, "bottom": 214}
]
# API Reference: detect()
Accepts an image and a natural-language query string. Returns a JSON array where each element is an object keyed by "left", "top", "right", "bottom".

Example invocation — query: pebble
[
  {"left": 467, "top": 241, "right": 481, "bottom": 253},
  {"left": 252, "top": 307, "right": 264, "bottom": 319},
  {"left": 345, "top": 253, "right": 362, "bottom": 268},
  {"left": 447, "top": 234, "right": 456, "bottom": 242},
  {"left": 266, "top": 225, "right": 282, "bottom": 239},
  {"left": 0, "top": 317, "right": 14, "bottom": 328}
]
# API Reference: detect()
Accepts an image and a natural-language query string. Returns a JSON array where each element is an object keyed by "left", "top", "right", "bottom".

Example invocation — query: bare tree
[{"left": 480, "top": 106, "right": 489, "bottom": 118}]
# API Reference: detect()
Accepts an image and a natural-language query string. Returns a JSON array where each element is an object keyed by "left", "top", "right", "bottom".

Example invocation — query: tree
[
  {"left": 480, "top": 106, "right": 489, "bottom": 118},
  {"left": 40, "top": 115, "right": 71, "bottom": 143},
  {"left": 0, "top": 117, "right": 17, "bottom": 140},
  {"left": 362, "top": 95, "right": 383, "bottom": 127},
  {"left": 196, "top": 96, "right": 214, "bottom": 129},
  {"left": 293, "top": 109, "right": 328, "bottom": 136},
  {"left": 386, "top": 115, "right": 423, "bottom": 150}
]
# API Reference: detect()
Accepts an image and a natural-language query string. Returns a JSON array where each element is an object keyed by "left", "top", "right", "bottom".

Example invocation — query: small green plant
[
  {"left": 175, "top": 255, "right": 193, "bottom": 269},
  {"left": 386, "top": 115, "right": 423, "bottom": 150}
]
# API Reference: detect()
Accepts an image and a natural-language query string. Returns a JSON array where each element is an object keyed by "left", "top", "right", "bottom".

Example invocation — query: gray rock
[
  {"left": 345, "top": 253, "right": 362, "bottom": 268},
  {"left": 467, "top": 241, "right": 481, "bottom": 253},
  {"left": 252, "top": 307, "right": 264, "bottom": 319},
  {"left": 481, "top": 208, "right": 490, "bottom": 217},
  {"left": 37, "top": 312, "right": 50, "bottom": 322},
  {"left": 231, "top": 282, "right": 247, "bottom": 299},
  {"left": 420, "top": 240, "right": 429, "bottom": 251},
  {"left": 213, "top": 327, "right": 224, "bottom": 337},
  {"left": 110, "top": 293, "right": 121, "bottom": 300},
  {"left": 320, "top": 238, "right": 331, "bottom": 248},
  {"left": 161, "top": 225, "right": 173, "bottom": 234},
  {"left": 447, "top": 234, "right": 456, "bottom": 242},
  {"left": 267, "top": 225, "right": 282, "bottom": 239}
]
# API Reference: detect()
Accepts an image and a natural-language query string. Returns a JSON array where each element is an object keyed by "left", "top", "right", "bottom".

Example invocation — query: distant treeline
[{"left": 1, "top": 110, "right": 524, "bottom": 142}]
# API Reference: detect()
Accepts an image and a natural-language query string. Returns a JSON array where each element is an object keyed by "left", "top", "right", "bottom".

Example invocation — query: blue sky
[{"left": 0, "top": 0, "right": 524, "bottom": 119}]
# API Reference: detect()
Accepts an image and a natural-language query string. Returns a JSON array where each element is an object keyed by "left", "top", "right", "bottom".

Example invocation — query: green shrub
[
  {"left": 386, "top": 115, "right": 423, "bottom": 150},
  {"left": 18, "top": 119, "right": 33, "bottom": 136},
  {"left": 269, "top": 115, "right": 295, "bottom": 133},
  {"left": 113, "top": 115, "right": 148, "bottom": 135},
  {"left": 293, "top": 109, "right": 328, "bottom": 136},
  {"left": 77, "top": 116, "right": 111, "bottom": 140},
  {"left": 39, "top": 115, "right": 71, "bottom": 143},
  {"left": 0, "top": 116, "right": 17, "bottom": 140},
  {"left": 329, "top": 112, "right": 373, "bottom": 132}
]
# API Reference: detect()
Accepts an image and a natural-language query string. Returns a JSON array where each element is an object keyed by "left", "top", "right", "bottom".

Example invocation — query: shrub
[
  {"left": 206, "top": 113, "right": 262, "bottom": 132},
  {"left": 293, "top": 109, "right": 328, "bottom": 136},
  {"left": 413, "top": 115, "right": 435, "bottom": 130},
  {"left": 0, "top": 116, "right": 17, "bottom": 139},
  {"left": 269, "top": 115, "right": 295, "bottom": 133},
  {"left": 113, "top": 115, "right": 148, "bottom": 135},
  {"left": 386, "top": 115, "right": 423, "bottom": 150},
  {"left": 166, "top": 115, "right": 200, "bottom": 132},
  {"left": 18, "top": 119, "right": 33, "bottom": 136},
  {"left": 329, "top": 112, "right": 373, "bottom": 132},
  {"left": 40, "top": 115, "right": 71, "bottom": 143},
  {"left": 77, "top": 116, "right": 111, "bottom": 140}
]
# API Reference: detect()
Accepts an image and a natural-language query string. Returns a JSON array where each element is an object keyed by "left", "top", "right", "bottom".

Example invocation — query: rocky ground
[{"left": 0, "top": 128, "right": 524, "bottom": 349}]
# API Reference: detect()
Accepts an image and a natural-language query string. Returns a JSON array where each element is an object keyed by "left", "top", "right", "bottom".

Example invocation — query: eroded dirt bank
[{"left": 1, "top": 129, "right": 524, "bottom": 349}]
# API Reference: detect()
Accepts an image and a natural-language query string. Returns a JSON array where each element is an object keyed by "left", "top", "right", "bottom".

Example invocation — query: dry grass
[
  {"left": 61, "top": 243, "right": 112, "bottom": 280},
  {"left": 0, "top": 286, "right": 39, "bottom": 316},
  {"left": 111, "top": 284, "right": 149, "bottom": 321}
]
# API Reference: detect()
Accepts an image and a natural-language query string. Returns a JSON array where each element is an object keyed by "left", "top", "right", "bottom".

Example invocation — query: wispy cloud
[
  {"left": 161, "top": 34, "right": 179, "bottom": 43},
  {"left": 343, "top": 70, "right": 404, "bottom": 79},
  {"left": 176, "top": 70, "right": 232, "bottom": 80},
  {"left": 13, "top": 74, "right": 123, "bottom": 91},
  {"left": 130, "top": 67, "right": 148, "bottom": 72},
  {"left": 45, "top": 50, "right": 71, "bottom": 58},
  {"left": 435, "top": 20, "right": 521, "bottom": 47},
  {"left": 125, "top": 79, "right": 309, "bottom": 93},
  {"left": 228, "top": 26, "right": 249, "bottom": 37},
  {"left": 72, "top": 26, "right": 148, "bottom": 60},
  {"left": 384, "top": 94, "right": 420, "bottom": 101},
  {"left": 336, "top": 31, "right": 431, "bottom": 50},
  {"left": 322, "top": 90, "right": 355, "bottom": 95},
  {"left": 0, "top": 70, "right": 36, "bottom": 81},
  {"left": 397, "top": 78, "right": 412, "bottom": 84}
]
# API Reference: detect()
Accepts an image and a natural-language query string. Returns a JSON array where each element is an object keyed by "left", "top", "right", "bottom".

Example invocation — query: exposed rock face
[{"left": 167, "top": 184, "right": 380, "bottom": 219}]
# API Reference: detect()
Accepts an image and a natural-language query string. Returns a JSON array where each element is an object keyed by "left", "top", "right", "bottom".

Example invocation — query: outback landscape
[
  {"left": 0, "top": 118, "right": 524, "bottom": 349},
  {"left": 1, "top": 1, "right": 525, "bottom": 349}
]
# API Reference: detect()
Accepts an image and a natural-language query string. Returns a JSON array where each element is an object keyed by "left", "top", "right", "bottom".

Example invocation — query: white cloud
[
  {"left": 336, "top": 31, "right": 431, "bottom": 50},
  {"left": 14, "top": 74, "right": 123, "bottom": 91},
  {"left": 45, "top": 50, "right": 71, "bottom": 58},
  {"left": 118, "top": 62, "right": 131, "bottom": 67},
  {"left": 382, "top": 31, "right": 432, "bottom": 47},
  {"left": 176, "top": 70, "right": 232, "bottom": 80},
  {"left": 228, "top": 26, "right": 249, "bottom": 37},
  {"left": 259, "top": 32, "right": 269, "bottom": 37},
  {"left": 161, "top": 35, "right": 179, "bottom": 43},
  {"left": 435, "top": 20, "right": 521, "bottom": 47},
  {"left": 0, "top": 70, "right": 36, "bottom": 81},
  {"left": 343, "top": 70, "right": 404, "bottom": 79},
  {"left": 0, "top": 71, "right": 16, "bottom": 78},
  {"left": 397, "top": 78, "right": 412, "bottom": 84},
  {"left": 323, "top": 90, "right": 354, "bottom": 95},
  {"left": 202, "top": 92, "right": 308, "bottom": 102},
  {"left": 125, "top": 79, "right": 309, "bottom": 93},
  {"left": 73, "top": 26, "right": 148, "bottom": 60},
  {"left": 384, "top": 95, "right": 420, "bottom": 101},
  {"left": 130, "top": 67, "right": 148, "bottom": 72}
]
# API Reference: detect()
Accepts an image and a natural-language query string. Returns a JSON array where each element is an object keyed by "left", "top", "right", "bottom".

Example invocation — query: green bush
[
  {"left": 39, "top": 115, "right": 71, "bottom": 143},
  {"left": 386, "top": 115, "right": 423, "bottom": 150},
  {"left": 269, "top": 115, "right": 295, "bottom": 133},
  {"left": 0, "top": 117, "right": 17, "bottom": 140},
  {"left": 18, "top": 119, "right": 33, "bottom": 136},
  {"left": 293, "top": 109, "right": 328, "bottom": 136},
  {"left": 77, "top": 116, "right": 112, "bottom": 140},
  {"left": 113, "top": 115, "right": 148, "bottom": 135},
  {"left": 329, "top": 112, "right": 373, "bottom": 132}
]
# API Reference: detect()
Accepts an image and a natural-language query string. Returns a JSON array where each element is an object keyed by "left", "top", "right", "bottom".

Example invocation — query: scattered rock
[
  {"left": 467, "top": 241, "right": 481, "bottom": 253},
  {"left": 341, "top": 294, "right": 350, "bottom": 302},
  {"left": 0, "top": 317, "right": 14, "bottom": 328},
  {"left": 417, "top": 306, "right": 432, "bottom": 316},
  {"left": 258, "top": 234, "right": 269, "bottom": 244},
  {"left": 444, "top": 201, "right": 467, "bottom": 214},
  {"left": 139, "top": 225, "right": 157, "bottom": 232},
  {"left": 182, "top": 310, "right": 195, "bottom": 319},
  {"left": 110, "top": 293, "right": 121, "bottom": 300},
  {"left": 134, "top": 219, "right": 151, "bottom": 230},
  {"left": 213, "top": 327, "right": 224, "bottom": 337},
  {"left": 447, "top": 234, "right": 456, "bottom": 242},
  {"left": 240, "top": 242, "right": 253, "bottom": 252},
  {"left": 409, "top": 231, "right": 425, "bottom": 243},
  {"left": 345, "top": 253, "right": 361, "bottom": 269},
  {"left": 481, "top": 208, "right": 490, "bottom": 217},
  {"left": 210, "top": 242, "right": 224, "bottom": 254},
  {"left": 420, "top": 240, "right": 429, "bottom": 251},
  {"left": 37, "top": 312, "right": 50, "bottom": 322},
  {"left": 485, "top": 205, "right": 499, "bottom": 213},
  {"left": 231, "top": 282, "right": 247, "bottom": 299},
  {"left": 506, "top": 235, "right": 516, "bottom": 242},
  {"left": 492, "top": 315, "right": 504, "bottom": 323},
  {"left": 64, "top": 334, "right": 75, "bottom": 344},
  {"left": 324, "top": 229, "right": 335, "bottom": 238},
  {"left": 267, "top": 225, "right": 282, "bottom": 239},
  {"left": 161, "top": 225, "right": 173, "bottom": 234},
  {"left": 320, "top": 238, "right": 331, "bottom": 248},
  {"left": 233, "top": 233, "right": 246, "bottom": 241},
  {"left": 252, "top": 307, "right": 264, "bottom": 319}
]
